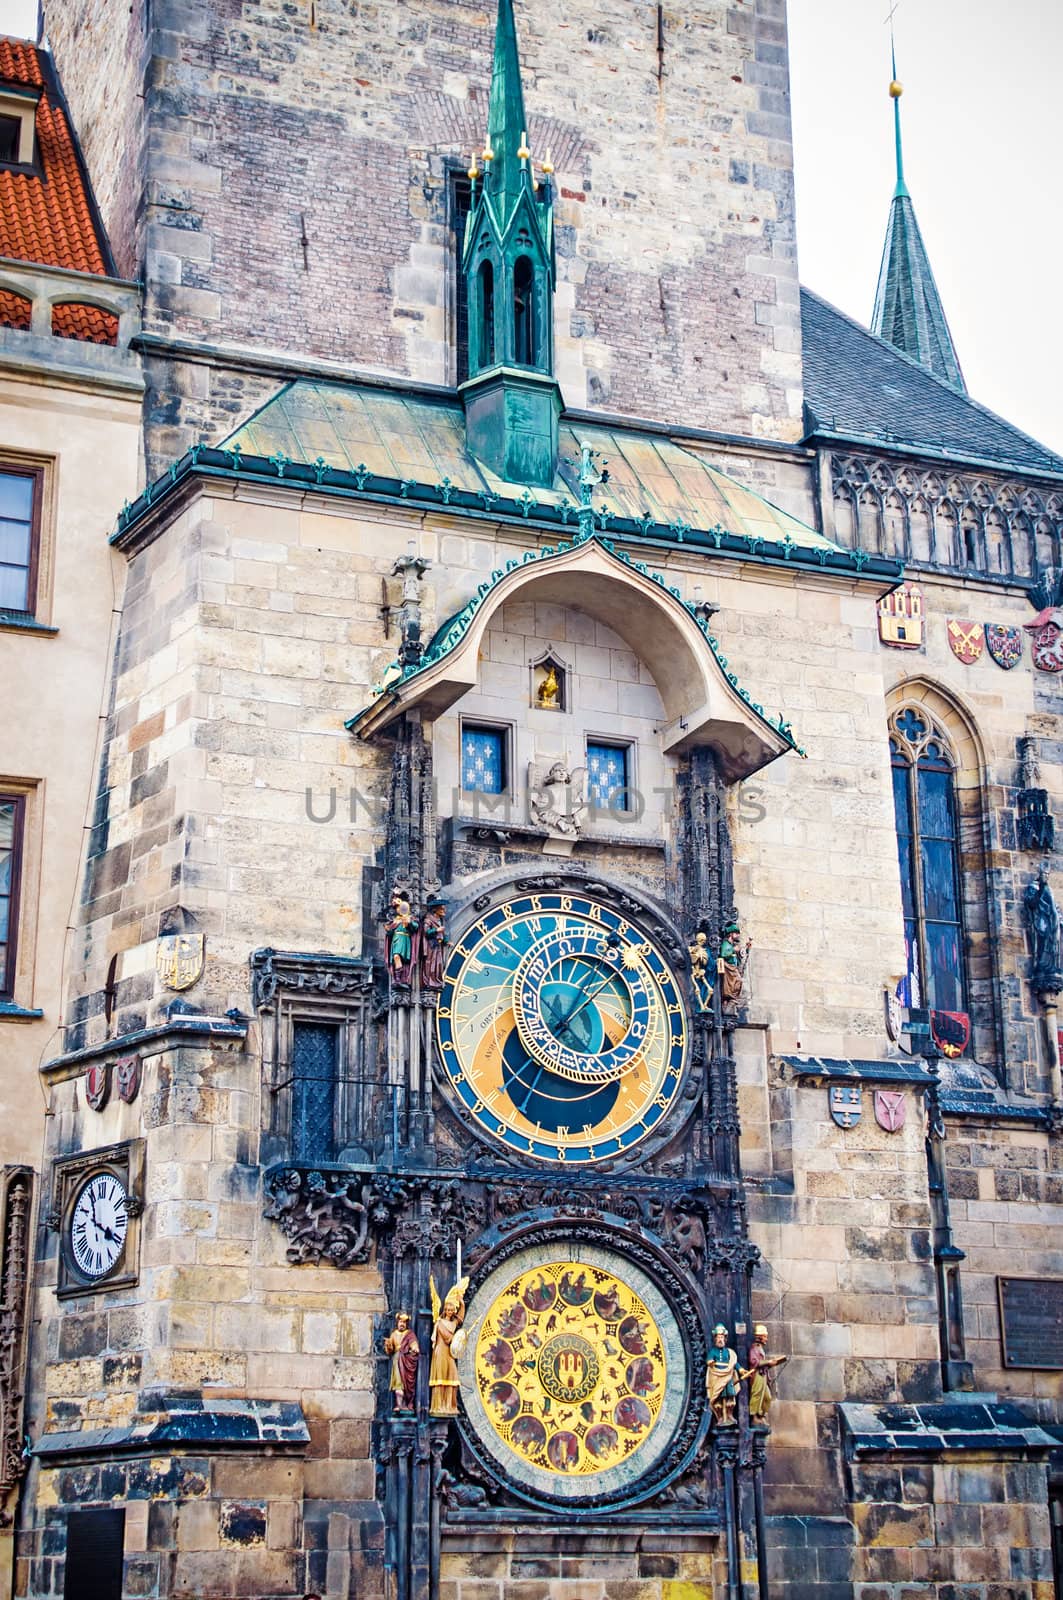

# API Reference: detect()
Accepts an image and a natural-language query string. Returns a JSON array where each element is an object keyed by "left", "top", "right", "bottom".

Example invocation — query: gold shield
[{"left": 156, "top": 933, "right": 205, "bottom": 991}]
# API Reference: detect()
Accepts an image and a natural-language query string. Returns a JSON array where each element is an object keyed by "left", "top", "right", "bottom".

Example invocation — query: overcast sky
[{"left": 6, "top": 0, "right": 1061, "bottom": 455}]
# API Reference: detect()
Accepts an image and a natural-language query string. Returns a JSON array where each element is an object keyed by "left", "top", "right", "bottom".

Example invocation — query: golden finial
[
  {"left": 889, "top": 78, "right": 903, "bottom": 97},
  {"left": 468, "top": 152, "right": 481, "bottom": 182},
  {"left": 517, "top": 128, "right": 530, "bottom": 163},
  {"left": 541, "top": 147, "right": 554, "bottom": 176},
  {"left": 483, "top": 140, "right": 495, "bottom": 164}
]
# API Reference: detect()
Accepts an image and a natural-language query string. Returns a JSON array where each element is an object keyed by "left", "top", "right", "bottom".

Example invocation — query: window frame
[
  {"left": 0, "top": 462, "right": 44, "bottom": 621},
  {"left": 0, "top": 792, "right": 26, "bottom": 1000},
  {"left": 888, "top": 707, "right": 969, "bottom": 1019},
  {"left": 459, "top": 719, "right": 512, "bottom": 799},
  {"left": 585, "top": 737, "right": 635, "bottom": 818}
]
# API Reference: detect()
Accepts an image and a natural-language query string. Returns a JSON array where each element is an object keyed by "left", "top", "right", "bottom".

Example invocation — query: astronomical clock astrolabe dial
[{"left": 436, "top": 890, "right": 687, "bottom": 1164}]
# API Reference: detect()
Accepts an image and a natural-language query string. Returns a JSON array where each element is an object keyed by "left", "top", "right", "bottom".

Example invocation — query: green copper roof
[
  {"left": 223, "top": 379, "right": 841, "bottom": 555},
  {"left": 486, "top": 0, "right": 529, "bottom": 227},
  {"left": 871, "top": 83, "right": 965, "bottom": 393}
]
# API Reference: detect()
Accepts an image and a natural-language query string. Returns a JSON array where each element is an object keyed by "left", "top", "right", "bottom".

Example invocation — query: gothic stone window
[
  {"left": 252, "top": 952, "right": 374, "bottom": 1166},
  {"left": 889, "top": 705, "right": 967, "bottom": 1015}
]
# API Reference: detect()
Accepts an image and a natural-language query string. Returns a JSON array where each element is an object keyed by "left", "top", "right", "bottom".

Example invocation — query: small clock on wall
[{"left": 51, "top": 1142, "right": 144, "bottom": 1298}]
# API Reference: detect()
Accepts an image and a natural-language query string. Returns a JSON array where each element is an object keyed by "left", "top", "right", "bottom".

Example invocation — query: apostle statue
[
  {"left": 705, "top": 1323, "right": 739, "bottom": 1427},
  {"left": 741, "top": 1324, "right": 787, "bottom": 1424},
  {"left": 419, "top": 896, "right": 447, "bottom": 991},
  {"left": 1025, "top": 865, "right": 1063, "bottom": 991},
  {"left": 385, "top": 1311, "right": 420, "bottom": 1413},
  {"left": 429, "top": 1275, "right": 469, "bottom": 1417}
]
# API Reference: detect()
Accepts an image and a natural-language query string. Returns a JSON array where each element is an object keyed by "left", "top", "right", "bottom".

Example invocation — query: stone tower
[{"left": 43, "top": 0, "right": 805, "bottom": 474}]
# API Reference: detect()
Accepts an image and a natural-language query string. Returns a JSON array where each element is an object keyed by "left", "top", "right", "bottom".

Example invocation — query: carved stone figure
[
  {"left": 385, "top": 1312, "right": 420, "bottom": 1413},
  {"left": 1025, "top": 866, "right": 1063, "bottom": 991},
  {"left": 429, "top": 1275, "right": 469, "bottom": 1417},
  {"left": 688, "top": 930, "right": 714, "bottom": 1013},
  {"left": 419, "top": 897, "right": 447, "bottom": 991},
  {"left": 706, "top": 1323, "right": 739, "bottom": 1427},
  {"left": 741, "top": 1324, "right": 787, "bottom": 1424},
  {"left": 528, "top": 761, "right": 586, "bottom": 837},
  {"left": 385, "top": 888, "right": 418, "bottom": 987},
  {"left": 720, "top": 916, "right": 751, "bottom": 1008}
]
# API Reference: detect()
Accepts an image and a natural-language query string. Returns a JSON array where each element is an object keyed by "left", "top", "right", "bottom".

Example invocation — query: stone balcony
[{"left": 0, "top": 255, "right": 142, "bottom": 393}]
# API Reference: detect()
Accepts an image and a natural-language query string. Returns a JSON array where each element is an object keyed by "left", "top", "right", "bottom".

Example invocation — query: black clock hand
[{"left": 553, "top": 969, "right": 620, "bottom": 1040}]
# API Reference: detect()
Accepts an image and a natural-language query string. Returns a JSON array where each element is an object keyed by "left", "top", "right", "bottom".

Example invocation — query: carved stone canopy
[{"left": 353, "top": 537, "right": 792, "bottom": 781}]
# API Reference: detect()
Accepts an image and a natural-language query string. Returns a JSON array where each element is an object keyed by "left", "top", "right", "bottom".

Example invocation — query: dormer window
[{"left": 0, "top": 90, "right": 38, "bottom": 169}]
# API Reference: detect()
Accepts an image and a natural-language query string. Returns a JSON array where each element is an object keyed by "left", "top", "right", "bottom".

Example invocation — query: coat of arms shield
[
  {"left": 877, "top": 582, "right": 923, "bottom": 649},
  {"left": 874, "top": 1089, "right": 906, "bottom": 1133},
  {"left": 930, "top": 1009, "right": 970, "bottom": 1059},
  {"left": 156, "top": 933, "right": 205, "bottom": 991},
  {"left": 1024, "top": 611, "right": 1063, "bottom": 673},
  {"left": 828, "top": 1085, "right": 861, "bottom": 1129},
  {"left": 115, "top": 1054, "right": 142, "bottom": 1104},
  {"left": 985, "top": 624, "right": 1022, "bottom": 670},
  {"left": 85, "top": 1061, "right": 111, "bottom": 1113},
  {"left": 947, "top": 619, "right": 985, "bottom": 665}
]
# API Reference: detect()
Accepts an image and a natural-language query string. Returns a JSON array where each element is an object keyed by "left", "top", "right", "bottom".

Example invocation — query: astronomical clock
[{"left": 436, "top": 889, "right": 687, "bottom": 1166}]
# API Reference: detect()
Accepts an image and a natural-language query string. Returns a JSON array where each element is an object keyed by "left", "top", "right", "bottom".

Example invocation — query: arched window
[
  {"left": 513, "top": 254, "right": 535, "bottom": 366},
  {"left": 477, "top": 260, "right": 495, "bottom": 370},
  {"left": 889, "top": 705, "right": 966, "bottom": 1016}
]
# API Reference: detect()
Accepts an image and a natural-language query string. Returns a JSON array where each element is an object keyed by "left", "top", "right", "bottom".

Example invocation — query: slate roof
[
  {"left": 0, "top": 36, "right": 117, "bottom": 342},
  {"left": 801, "top": 288, "right": 1063, "bottom": 481},
  {"left": 871, "top": 190, "right": 966, "bottom": 392}
]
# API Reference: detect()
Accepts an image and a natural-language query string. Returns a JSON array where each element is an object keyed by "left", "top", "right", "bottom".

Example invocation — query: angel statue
[{"left": 429, "top": 1274, "right": 469, "bottom": 1418}]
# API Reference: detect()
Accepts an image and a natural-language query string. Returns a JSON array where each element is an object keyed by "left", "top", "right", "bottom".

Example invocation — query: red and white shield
[
  {"left": 85, "top": 1061, "right": 111, "bottom": 1113},
  {"left": 1024, "top": 609, "right": 1063, "bottom": 673},
  {"left": 874, "top": 1090, "right": 906, "bottom": 1133}
]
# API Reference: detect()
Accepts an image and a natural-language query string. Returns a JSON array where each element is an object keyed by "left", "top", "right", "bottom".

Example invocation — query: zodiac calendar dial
[
  {"left": 436, "top": 892, "right": 687, "bottom": 1164},
  {"left": 474, "top": 1260, "right": 666, "bottom": 1479}
]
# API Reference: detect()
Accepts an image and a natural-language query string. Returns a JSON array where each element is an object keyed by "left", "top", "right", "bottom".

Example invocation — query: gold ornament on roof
[
  {"left": 541, "top": 148, "right": 554, "bottom": 175},
  {"left": 517, "top": 128, "right": 530, "bottom": 162},
  {"left": 889, "top": 79, "right": 903, "bottom": 97}
]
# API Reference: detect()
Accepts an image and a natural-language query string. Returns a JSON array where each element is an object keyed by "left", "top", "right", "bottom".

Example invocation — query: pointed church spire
[
  {"left": 871, "top": 68, "right": 967, "bottom": 392},
  {"left": 485, "top": 0, "right": 530, "bottom": 227},
  {"left": 460, "top": 0, "right": 561, "bottom": 488}
]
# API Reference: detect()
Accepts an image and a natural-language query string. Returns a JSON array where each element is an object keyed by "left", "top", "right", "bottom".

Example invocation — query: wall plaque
[{"left": 998, "top": 1276, "right": 1063, "bottom": 1369}]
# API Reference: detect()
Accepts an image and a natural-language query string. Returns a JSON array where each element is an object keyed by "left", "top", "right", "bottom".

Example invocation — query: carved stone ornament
[
  {"left": 0, "top": 1168, "right": 32, "bottom": 1523},
  {"left": 262, "top": 1168, "right": 487, "bottom": 1267},
  {"left": 527, "top": 760, "right": 586, "bottom": 837},
  {"left": 250, "top": 948, "right": 374, "bottom": 1010}
]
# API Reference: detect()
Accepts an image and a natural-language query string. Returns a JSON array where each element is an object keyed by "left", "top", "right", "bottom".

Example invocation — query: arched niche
[{"left": 354, "top": 538, "right": 793, "bottom": 782}]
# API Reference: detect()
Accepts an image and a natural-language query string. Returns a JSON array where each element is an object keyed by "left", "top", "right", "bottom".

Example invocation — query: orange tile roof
[{"left": 0, "top": 37, "right": 117, "bottom": 341}]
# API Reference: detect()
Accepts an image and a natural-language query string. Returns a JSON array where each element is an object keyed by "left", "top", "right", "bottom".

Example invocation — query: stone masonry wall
[
  {"left": 46, "top": 0, "right": 804, "bottom": 469},
  {"left": 23, "top": 1035, "right": 386, "bottom": 1599}
]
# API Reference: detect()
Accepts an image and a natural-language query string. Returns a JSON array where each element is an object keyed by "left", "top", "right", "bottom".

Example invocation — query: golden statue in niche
[{"left": 533, "top": 656, "right": 565, "bottom": 711}]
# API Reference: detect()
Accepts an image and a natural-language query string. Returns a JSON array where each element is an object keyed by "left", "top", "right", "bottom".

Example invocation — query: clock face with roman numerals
[
  {"left": 436, "top": 892, "right": 686, "bottom": 1164},
  {"left": 69, "top": 1171, "right": 128, "bottom": 1281}
]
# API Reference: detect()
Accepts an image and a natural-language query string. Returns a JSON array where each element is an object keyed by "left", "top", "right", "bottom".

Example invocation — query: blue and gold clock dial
[{"left": 436, "top": 892, "right": 686, "bottom": 1164}]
